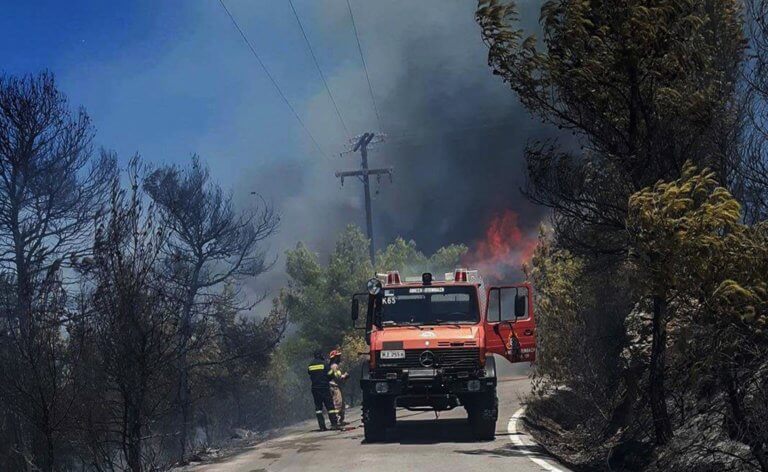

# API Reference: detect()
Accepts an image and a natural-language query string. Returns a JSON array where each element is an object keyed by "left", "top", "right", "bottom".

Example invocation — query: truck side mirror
[
  {"left": 514, "top": 294, "right": 527, "bottom": 319},
  {"left": 351, "top": 298, "right": 360, "bottom": 322}
]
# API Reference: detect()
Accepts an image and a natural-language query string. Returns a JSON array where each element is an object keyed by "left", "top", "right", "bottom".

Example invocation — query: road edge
[{"left": 508, "top": 407, "right": 569, "bottom": 472}]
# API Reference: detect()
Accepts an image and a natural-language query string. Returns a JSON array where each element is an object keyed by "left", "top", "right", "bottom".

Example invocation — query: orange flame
[{"left": 462, "top": 210, "right": 537, "bottom": 281}]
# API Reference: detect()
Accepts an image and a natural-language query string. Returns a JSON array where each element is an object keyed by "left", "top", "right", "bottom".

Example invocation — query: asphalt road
[{"left": 186, "top": 359, "right": 568, "bottom": 472}]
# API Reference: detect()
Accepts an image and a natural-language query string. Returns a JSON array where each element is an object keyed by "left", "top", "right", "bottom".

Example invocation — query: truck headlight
[
  {"left": 375, "top": 382, "right": 389, "bottom": 394},
  {"left": 467, "top": 380, "right": 480, "bottom": 392}
]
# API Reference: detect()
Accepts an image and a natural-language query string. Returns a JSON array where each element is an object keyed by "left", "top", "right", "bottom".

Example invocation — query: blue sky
[{"left": 1, "top": 0, "right": 359, "bottom": 177}]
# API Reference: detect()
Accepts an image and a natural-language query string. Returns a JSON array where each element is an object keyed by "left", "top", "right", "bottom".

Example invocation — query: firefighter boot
[
  {"left": 316, "top": 411, "right": 327, "bottom": 431},
  {"left": 329, "top": 410, "right": 340, "bottom": 430}
]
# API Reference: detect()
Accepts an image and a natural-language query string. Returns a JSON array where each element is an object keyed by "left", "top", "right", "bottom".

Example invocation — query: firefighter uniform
[
  {"left": 328, "top": 350, "right": 349, "bottom": 425},
  {"left": 307, "top": 360, "right": 339, "bottom": 431}
]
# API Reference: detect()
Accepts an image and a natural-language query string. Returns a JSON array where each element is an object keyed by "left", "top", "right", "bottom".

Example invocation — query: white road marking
[{"left": 508, "top": 407, "right": 568, "bottom": 472}]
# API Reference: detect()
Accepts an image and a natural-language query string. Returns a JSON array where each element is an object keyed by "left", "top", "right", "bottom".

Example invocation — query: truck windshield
[{"left": 380, "top": 286, "right": 479, "bottom": 325}]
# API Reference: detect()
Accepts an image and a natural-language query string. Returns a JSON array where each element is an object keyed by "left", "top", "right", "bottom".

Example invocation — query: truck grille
[{"left": 377, "top": 348, "right": 480, "bottom": 369}]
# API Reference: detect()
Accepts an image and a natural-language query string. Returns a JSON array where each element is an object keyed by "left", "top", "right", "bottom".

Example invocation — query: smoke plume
[{"left": 233, "top": 0, "right": 551, "bottom": 294}]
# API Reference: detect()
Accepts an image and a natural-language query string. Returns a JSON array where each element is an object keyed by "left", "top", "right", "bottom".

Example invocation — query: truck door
[{"left": 483, "top": 283, "right": 536, "bottom": 363}]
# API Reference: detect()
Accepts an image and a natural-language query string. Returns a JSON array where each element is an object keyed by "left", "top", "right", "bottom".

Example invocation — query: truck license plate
[{"left": 380, "top": 350, "right": 405, "bottom": 359}]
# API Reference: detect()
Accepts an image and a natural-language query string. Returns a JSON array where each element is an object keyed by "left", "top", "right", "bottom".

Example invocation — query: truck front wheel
[
  {"left": 467, "top": 390, "right": 498, "bottom": 440},
  {"left": 362, "top": 394, "right": 395, "bottom": 442}
]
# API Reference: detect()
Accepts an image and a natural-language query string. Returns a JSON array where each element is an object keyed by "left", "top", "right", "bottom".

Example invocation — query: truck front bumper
[{"left": 361, "top": 370, "right": 497, "bottom": 397}]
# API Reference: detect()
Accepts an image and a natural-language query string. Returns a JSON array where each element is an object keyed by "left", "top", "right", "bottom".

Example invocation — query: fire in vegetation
[{"left": 462, "top": 210, "right": 537, "bottom": 281}]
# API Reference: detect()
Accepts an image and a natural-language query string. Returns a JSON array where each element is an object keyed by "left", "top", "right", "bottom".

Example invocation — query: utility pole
[{"left": 336, "top": 132, "right": 392, "bottom": 264}]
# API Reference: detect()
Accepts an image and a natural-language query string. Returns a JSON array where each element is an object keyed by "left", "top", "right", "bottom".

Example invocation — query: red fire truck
[{"left": 350, "top": 268, "right": 536, "bottom": 442}]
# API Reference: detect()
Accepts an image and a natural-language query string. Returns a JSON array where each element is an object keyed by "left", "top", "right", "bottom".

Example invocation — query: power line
[
  {"left": 217, "top": 0, "right": 328, "bottom": 158},
  {"left": 386, "top": 120, "right": 524, "bottom": 143},
  {"left": 346, "top": 0, "right": 384, "bottom": 132},
  {"left": 287, "top": 0, "right": 350, "bottom": 137}
]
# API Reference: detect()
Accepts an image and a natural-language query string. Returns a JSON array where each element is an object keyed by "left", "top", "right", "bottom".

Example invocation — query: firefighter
[
  {"left": 307, "top": 350, "right": 339, "bottom": 431},
  {"left": 328, "top": 348, "right": 350, "bottom": 425}
]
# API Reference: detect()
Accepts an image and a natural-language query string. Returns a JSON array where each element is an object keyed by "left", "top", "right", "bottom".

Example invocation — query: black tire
[
  {"left": 363, "top": 395, "right": 394, "bottom": 442},
  {"left": 385, "top": 401, "right": 397, "bottom": 426},
  {"left": 467, "top": 390, "right": 498, "bottom": 440}
]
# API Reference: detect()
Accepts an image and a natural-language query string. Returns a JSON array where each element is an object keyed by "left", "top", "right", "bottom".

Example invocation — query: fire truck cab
[{"left": 350, "top": 269, "right": 536, "bottom": 442}]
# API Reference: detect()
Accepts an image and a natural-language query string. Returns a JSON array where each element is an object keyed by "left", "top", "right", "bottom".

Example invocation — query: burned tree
[
  {"left": 83, "top": 158, "right": 180, "bottom": 471},
  {"left": 192, "top": 285, "right": 288, "bottom": 441},
  {"left": 628, "top": 164, "right": 768, "bottom": 470},
  {"left": 143, "top": 157, "right": 279, "bottom": 461},
  {"left": 738, "top": 0, "right": 768, "bottom": 224},
  {"left": 477, "top": 0, "right": 744, "bottom": 259},
  {"left": 0, "top": 71, "right": 115, "bottom": 470},
  {"left": 477, "top": 0, "right": 745, "bottom": 449}
]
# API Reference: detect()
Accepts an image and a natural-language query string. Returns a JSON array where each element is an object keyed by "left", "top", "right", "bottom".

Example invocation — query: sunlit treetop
[{"left": 476, "top": 0, "right": 744, "bottom": 157}]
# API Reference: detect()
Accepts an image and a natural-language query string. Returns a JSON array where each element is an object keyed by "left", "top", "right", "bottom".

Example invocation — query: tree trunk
[
  {"left": 604, "top": 364, "right": 643, "bottom": 439},
  {"left": 233, "top": 381, "right": 243, "bottom": 426},
  {"left": 177, "top": 271, "right": 201, "bottom": 463},
  {"left": 178, "top": 353, "right": 190, "bottom": 462},
  {"left": 649, "top": 294, "right": 673, "bottom": 445},
  {"left": 722, "top": 370, "right": 768, "bottom": 471},
  {"left": 44, "top": 427, "right": 55, "bottom": 472},
  {"left": 32, "top": 411, "right": 56, "bottom": 472},
  {"left": 127, "top": 409, "right": 143, "bottom": 472}
]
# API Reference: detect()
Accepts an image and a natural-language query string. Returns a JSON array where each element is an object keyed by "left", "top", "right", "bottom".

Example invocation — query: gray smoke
[{"left": 231, "top": 0, "right": 550, "bottom": 300}]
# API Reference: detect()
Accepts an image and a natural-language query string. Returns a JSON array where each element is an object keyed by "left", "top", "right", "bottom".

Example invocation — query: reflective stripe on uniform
[
  {"left": 328, "top": 409, "right": 338, "bottom": 414},
  {"left": 308, "top": 364, "right": 325, "bottom": 371},
  {"left": 315, "top": 410, "right": 323, "bottom": 414}
]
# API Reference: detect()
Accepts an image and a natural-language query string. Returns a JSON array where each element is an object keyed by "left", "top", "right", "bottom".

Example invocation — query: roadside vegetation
[
  {"left": 477, "top": 0, "right": 768, "bottom": 469},
  {"left": 261, "top": 225, "right": 468, "bottom": 429},
  {"left": 0, "top": 72, "right": 286, "bottom": 470},
  {"left": 0, "top": 75, "right": 464, "bottom": 471}
]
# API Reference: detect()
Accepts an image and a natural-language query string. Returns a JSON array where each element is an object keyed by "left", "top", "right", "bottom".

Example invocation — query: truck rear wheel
[
  {"left": 467, "top": 390, "right": 498, "bottom": 440},
  {"left": 363, "top": 394, "right": 395, "bottom": 443}
]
